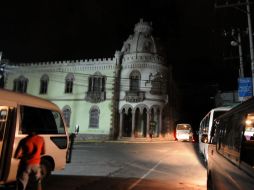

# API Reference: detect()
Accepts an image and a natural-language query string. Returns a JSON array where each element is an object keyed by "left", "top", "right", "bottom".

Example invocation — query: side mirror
[{"left": 201, "top": 134, "right": 208, "bottom": 143}]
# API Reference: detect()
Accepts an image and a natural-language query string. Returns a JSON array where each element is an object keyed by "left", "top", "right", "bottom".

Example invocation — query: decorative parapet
[
  {"left": 5, "top": 57, "right": 117, "bottom": 74},
  {"left": 125, "top": 91, "right": 145, "bottom": 102},
  {"left": 8, "top": 57, "right": 116, "bottom": 67},
  {"left": 122, "top": 53, "right": 165, "bottom": 65}
]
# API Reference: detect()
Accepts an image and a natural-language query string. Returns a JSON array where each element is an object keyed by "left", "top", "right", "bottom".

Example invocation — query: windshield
[
  {"left": 176, "top": 124, "right": 191, "bottom": 130},
  {"left": 213, "top": 110, "right": 227, "bottom": 119}
]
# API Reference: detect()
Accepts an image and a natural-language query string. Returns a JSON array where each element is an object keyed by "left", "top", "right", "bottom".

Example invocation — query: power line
[
  {"left": 4, "top": 72, "right": 167, "bottom": 91},
  {"left": 5, "top": 65, "right": 170, "bottom": 82},
  {"left": 5, "top": 69, "right": 169, "bottom": 90}
]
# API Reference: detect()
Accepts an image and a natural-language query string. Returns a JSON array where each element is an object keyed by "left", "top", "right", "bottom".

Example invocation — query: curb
[{"left": 74, "top": 139, "right": 177, "bottom": 144}]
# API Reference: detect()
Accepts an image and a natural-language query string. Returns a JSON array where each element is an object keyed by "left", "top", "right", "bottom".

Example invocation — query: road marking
[{"left": 127, "top": 157, "right": 165, "bottom": 190}]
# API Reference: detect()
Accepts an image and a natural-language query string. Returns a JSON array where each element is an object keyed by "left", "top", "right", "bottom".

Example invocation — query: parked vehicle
[
  {"left": 0, "top": 89, "right": 69, "bottom": 186},
  {"left": 199, "top": 107, "right": 231, "bottom": 163},
  {"left": 176, "top": 123, "right": 193, "bottom": 142},
  {"left": 203, "top": 97, "right": 254, "bottom": 190}
]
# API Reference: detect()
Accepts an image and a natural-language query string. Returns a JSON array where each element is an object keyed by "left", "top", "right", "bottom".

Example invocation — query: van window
[
  {"left": 20, "top": 106, "right": 65, "bottom": 134},
  {"left": 203, "top": 113, "right": 210, "bottom": 134},
  {"left": 241, "top": 113, "right": 254, "bottom": 166},
  {"left": 213, "top": 111, "right": 227, "bottom": 119},
  {"left": 0, "top": 108, "right": 8, "bottom": 141}
]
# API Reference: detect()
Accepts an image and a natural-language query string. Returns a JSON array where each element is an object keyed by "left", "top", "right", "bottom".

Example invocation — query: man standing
[
  {"left": 75, "top": 124, "right": 79, "bottom": 136},
  {"left": 15, "top": 131, "right": 45, "bottom": 190}
]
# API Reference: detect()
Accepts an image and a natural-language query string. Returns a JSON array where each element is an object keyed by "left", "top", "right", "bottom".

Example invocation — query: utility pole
[
  {"left": 246, "top": 0, "right": 254, "bottom": 95},
  {"left": 215, "top": 0, "right": 254, "bottom": 95},
  {"left": 230, "top": 28, "right": 244, "bottom": 77},
  {"left": 237, "top": 29, "right": 245, "bottom": 78}
]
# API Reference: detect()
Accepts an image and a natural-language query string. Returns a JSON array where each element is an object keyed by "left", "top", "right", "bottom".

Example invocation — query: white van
[
  {"left": 199, "top": 107, "right": 231, "bottom": 163},
  {"left": 176, "top": 123, "right": 193, "bottom": 141},
  {"left": 0, "top": 89, "right": 69, "bottom": 186}
]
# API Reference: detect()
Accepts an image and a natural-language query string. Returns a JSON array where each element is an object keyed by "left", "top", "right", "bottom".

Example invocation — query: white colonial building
[{"left": 3, "top": 19, "right": 174, "bottom": 140}]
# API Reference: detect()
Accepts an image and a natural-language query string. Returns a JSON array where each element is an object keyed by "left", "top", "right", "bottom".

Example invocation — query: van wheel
[{"left": 40, "top": 159, "right": 53, "bottom": 179}]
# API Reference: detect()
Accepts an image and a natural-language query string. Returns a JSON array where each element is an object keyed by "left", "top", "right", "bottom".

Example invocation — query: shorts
[{"left": 17, "top": 164, "right": 41, "bottom": 190}]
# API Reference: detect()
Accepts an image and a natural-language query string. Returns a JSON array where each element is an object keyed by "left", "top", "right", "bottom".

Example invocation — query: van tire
[
  {"left": 207, "top": 172, "right": 213, "bottom": 190},
  {"left": 40, "top": 159, "right": 53, "bottom": 179}
]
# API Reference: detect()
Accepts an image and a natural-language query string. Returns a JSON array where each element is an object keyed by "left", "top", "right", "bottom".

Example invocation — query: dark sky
[
  {"left": 0, "top": 0, "right": 217, "bottom": 85},
  {"left": 0, "top": 0, "right": 214, "bottom": 62},
  {"left": 0, "top": 0, "right": 253, "bottom": 126}
]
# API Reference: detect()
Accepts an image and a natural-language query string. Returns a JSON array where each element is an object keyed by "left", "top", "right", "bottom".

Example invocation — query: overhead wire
[{"left": 5, "top": 68, "right": 169, "bottom": 91}]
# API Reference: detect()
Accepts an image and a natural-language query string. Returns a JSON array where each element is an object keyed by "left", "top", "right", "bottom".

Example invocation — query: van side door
[{"left": 0, "top": 105, "right": 16, "bottom": 182}]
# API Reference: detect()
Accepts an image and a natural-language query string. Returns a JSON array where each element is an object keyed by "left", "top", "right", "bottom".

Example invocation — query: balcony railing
[
  {"left": 85, "top": 91, "right": 106, "bottom": 103},
  {"left": 125, "top": 91, "right": 145, "bottom": 102}
]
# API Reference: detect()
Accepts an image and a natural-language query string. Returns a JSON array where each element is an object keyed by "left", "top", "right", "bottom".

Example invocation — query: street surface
[{"left": 44, "top": 141, "right": 207, "bottom": 190}]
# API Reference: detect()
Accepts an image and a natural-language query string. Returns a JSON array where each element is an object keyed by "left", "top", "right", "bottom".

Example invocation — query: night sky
[
  {"left": 0, "top": 0, "right": 215, "bottom": 62},
  {"left": 0, "top": 0, "right": 253, "bottom": 127}
]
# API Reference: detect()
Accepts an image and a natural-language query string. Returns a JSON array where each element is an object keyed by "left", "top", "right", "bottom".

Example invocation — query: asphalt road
[{"left": 43, "top": 141, "right": 207, "bottom": 190}]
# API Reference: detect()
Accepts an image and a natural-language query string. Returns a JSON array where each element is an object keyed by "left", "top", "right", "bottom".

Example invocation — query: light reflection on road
[{"left": 45, "top": 142, "right": 206, "bottom": 190}]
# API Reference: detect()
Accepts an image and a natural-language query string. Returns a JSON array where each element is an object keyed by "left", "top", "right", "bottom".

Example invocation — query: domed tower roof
[{"left": 121, "top": 19, "right": 164, "bottom": 55}]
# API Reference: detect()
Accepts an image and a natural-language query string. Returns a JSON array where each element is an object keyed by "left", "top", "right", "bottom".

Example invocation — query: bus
[
  {"left": 0, "top": 89, "right": 69, "bottom": 186},
  {"left": 205, "top": 97, "right": 254, "bottom": 189},
  {"left": 198, "top": 106, "right": 231, "bottom": 163}
]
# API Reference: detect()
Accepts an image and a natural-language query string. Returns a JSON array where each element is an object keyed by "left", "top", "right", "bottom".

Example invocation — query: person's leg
[
  {"left": 16, "top": 165, "right": 31, "bottom": 190},
  {"left": 31, "top": 165, "right": 42, "bottom": 190}
]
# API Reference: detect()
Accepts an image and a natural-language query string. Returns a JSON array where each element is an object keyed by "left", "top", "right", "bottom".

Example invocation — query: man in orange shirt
[{"left": 15, "top": 131, "right": 45, "bottom": 190}]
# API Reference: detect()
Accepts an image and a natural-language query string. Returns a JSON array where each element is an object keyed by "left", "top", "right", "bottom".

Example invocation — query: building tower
[{"left": 117, "top": 19, "right": 169, "bottom": 139}]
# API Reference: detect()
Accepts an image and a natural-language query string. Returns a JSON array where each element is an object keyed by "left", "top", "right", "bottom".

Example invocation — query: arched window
[
  {"left": 88, "top": 72, "right": 106, "bottom": 93},
  {"left": 89, "top": 106, "right": 100, "bottom": 128},
  {"left": 13, "top": 75, "right": 28, "bottom": 93},
  {"left": 65, "top": 73, "right": 74, "bottom": 94},
  {"left": 86, "top": 72, "right": 106, "bottom": 102},
  {"left": 129, "top": 70, "right": 141, "bottom": 92},
  {"left": 40, "top": 74, "right": 49, "bottom": 94},
  {"left": 62, "top": 105, "right": 71, "bottom": 128}
]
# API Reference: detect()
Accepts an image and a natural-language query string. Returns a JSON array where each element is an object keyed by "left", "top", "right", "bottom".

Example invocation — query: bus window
[
  {"left": 244, "top": 114, "right": 254, "bottom": 141},
  {"left": 241, "top": 113, "right": 254, "bottom": 167}
]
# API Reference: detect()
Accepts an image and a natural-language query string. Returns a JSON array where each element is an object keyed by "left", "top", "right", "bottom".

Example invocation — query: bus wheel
[{"left": 40, "top": 159, "right": 53, "bottom": 179}]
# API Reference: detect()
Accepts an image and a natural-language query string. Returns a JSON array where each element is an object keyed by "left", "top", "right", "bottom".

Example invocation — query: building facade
[{"left": 3, "top": 19, "right": 174, "bottom": 140}]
